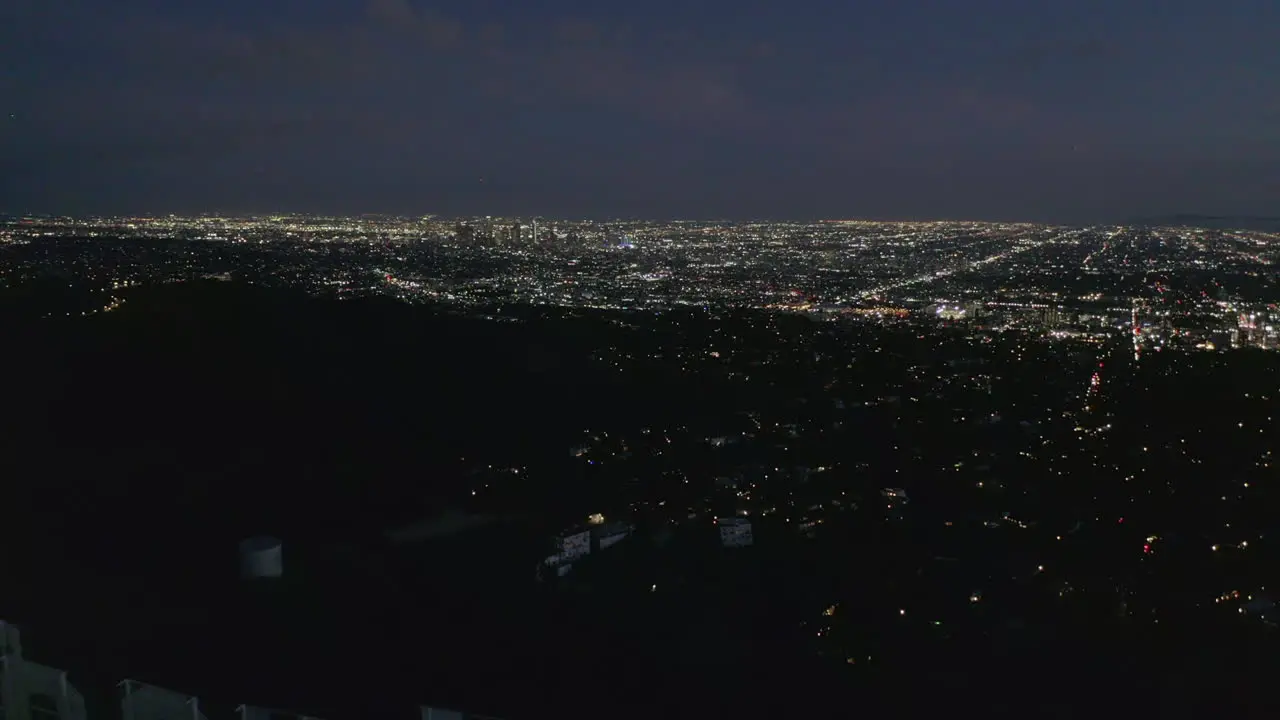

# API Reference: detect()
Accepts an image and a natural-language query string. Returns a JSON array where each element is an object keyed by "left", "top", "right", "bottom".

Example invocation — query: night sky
[{"left": 2, "top": 0, "right": 1277, "bottom": 222}]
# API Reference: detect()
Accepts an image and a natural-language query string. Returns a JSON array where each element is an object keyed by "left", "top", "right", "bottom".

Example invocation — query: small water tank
[{"left": 239, "top": 536, "right": 284, "bottom": 580}]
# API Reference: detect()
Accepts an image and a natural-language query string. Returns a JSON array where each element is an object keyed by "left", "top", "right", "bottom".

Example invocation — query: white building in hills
[
  {"left": 538, "top": 514, "right": 638, "bottom": 580},
  {"left": 718, "top": 517, "right": 753, "bottom": 547},
  {"left": 592, "top": 520, "right": 634, "bottom": 550}
]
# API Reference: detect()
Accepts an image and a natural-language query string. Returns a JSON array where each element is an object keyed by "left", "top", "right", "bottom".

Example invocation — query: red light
[
  {"left": 1143, "top": 543, "right": 1151, "bottom": 553},
  {"left": 1118, "top": 517, "right": 1124, "bottom": 524}
]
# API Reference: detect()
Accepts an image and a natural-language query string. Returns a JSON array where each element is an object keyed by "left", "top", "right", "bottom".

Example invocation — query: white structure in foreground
[
  {"left": 239, "top": 536, "right": 284, "bottom": 580},
  {"left": 1, "top": 620, "right": 497, "bottom": 720},
  {"left": 121, "top": 680, "right": 209, "bottom": 720},
  {"left": 1, "top": 620, "right": 88, "bottom": 720}
]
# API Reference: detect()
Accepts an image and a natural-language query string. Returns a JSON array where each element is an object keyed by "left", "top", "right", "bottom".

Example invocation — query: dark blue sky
[{"left": 2, "top": 0, "right": 1277, "bottom": 221}]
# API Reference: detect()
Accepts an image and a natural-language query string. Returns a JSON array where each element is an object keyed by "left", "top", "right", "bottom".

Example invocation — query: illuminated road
[{"left": 858, "top": 228, "right": 1086, "bottom": 300}]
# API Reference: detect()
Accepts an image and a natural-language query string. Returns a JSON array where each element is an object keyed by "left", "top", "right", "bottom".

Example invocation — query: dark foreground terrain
[{"left": 3, "top": 281, "right": 1280, "bottom": 719}]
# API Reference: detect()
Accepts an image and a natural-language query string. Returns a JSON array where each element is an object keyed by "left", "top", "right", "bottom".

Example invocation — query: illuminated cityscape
[
  {"left": 3, "top": 216, "right": 1277, "bottom": 351},
  {"left": 6, "top": 0, "right": 1279, "bottom": 714},
  {"left": 3, "top": 215, "right": 1280, "bottom": 718}
]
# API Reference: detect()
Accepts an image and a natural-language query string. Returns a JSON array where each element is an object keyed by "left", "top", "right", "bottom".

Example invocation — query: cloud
[
  {"left": 364, "top": 0, "right": 466, "bottom": 51},
  {"left": 11, "top": 0, "right": 1085, "bottom": 189},
  {"left": 0, "top": 0, "right": 1095, "bottom": 204},
  {"left": 1004, "top": 37, "right": 1123, "bottom": 68},
  {"left": 48, "top": 2, "right": 750, "bottom": 131},
  {"left": 552, "top": 18, "right": 606, "bottom": 47},
  {"left": 366, "top": 0, "right": 418, "bottom": 28}
]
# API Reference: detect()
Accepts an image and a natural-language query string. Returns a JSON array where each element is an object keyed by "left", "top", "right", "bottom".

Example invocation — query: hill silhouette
[
  {"left": 5, "top": 281, "right": 1280, "bottom": 719},
  {"left": 0, "top": 280, "right": 833, "bottom": 718}
]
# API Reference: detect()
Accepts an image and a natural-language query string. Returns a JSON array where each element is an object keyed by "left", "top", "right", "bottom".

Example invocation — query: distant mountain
[{"left": 1125, "top": 214, "right": 1280, "bottom": 232}]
